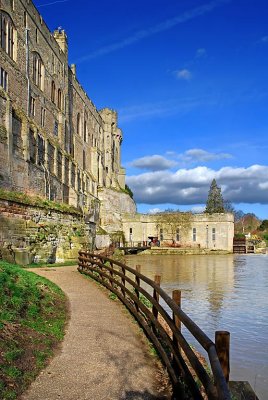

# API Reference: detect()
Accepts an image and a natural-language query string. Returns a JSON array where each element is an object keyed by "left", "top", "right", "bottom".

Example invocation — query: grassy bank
[{"left": 0, "top": 261, "right": 68, "bottom": 399}]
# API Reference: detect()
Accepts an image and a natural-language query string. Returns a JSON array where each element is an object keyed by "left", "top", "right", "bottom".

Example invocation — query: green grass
[{"left": 0, "top": 261, "right": 67, "bottom": 399}]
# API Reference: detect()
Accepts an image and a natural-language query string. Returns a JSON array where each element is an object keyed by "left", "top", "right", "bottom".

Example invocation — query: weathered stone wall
[
  {"left": 122, "top": 213, "right": 234, "bottom": 251},
  {"left": 98, "top": 187, "right": 136, "bottom": 233},
  {"left": 0, "top": 198, "right": 95, "bottom": 264},
  {"left": 0, "top": 0, "right": 125, "bottom": 214}
]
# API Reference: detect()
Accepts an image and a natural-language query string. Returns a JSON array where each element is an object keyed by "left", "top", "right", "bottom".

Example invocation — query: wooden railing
[{"left": 78, "top": 251, "right": 231, "bottom": 400}]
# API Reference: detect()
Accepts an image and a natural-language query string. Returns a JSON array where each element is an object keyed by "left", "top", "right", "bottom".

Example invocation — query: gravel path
[{"left": 21, "top": 266, "right": 169, "bottom": 400}]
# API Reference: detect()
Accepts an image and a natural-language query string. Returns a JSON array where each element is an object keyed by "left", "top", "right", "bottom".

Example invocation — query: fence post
[
  {"left": 121, "top": 267, "right": 126, "bottom": 297},
  {"left": 152, "top": 275, "right": 161, "bottom": 333},
  {"left": 215, "top": 331, "right": 230, "bottom": 383},
  {"left": 135, "top": 265, "right": 141, "bottom": 312},
  {"left": 109, "top": 262, "right": 114, "bottom": 288},
  {"left": 172, "top": 290, "right": 181, "bottom": 348}
]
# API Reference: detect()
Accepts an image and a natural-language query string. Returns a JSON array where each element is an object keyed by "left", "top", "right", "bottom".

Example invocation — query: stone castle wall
[
  {"left": 0, "top": 198, "right": 94, "bottom": 264},
  {"left": 0, "top": 0, "right": 125, "bottom": 214}
]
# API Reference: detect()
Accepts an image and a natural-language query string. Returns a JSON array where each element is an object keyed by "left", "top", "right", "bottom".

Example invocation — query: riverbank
[
  {"left": 139, "top": 247, "right": 231, "bottom": 255},
  {"left": 0, "top": 261, "right": 67, "bottom": 400}
]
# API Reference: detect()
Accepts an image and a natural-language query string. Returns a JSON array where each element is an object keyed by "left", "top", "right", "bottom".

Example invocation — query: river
[{"left": 125, "top": 254, "right": 268, "bottom": 399}]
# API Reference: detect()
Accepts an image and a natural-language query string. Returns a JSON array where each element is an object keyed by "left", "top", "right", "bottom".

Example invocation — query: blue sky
[{"left": 36, "top": 0, "right": 268, "bottom": 218}]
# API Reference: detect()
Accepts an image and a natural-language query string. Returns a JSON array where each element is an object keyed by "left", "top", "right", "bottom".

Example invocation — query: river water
[{"left": 125, "top": 254, "right": 268, "bottom": 399}]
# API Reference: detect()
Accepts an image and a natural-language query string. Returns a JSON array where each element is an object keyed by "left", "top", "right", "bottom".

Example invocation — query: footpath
[{"left": 21, "top": 266, "right": 169, "bottom": 400}]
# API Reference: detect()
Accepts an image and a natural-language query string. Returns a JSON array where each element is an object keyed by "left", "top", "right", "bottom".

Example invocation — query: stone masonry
[{"left": 0, "top": 0, "right": 125, "bottom": 210}]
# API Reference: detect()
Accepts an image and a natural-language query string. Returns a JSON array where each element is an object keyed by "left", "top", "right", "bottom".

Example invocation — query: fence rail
[{"left": 78, "top": 251, "right": 231, "bottom": 400}]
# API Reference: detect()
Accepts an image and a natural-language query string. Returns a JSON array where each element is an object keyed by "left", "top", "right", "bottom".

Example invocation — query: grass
[
  {"left": 0, "top": 188, "right": 82, "bottom": 215},
  {"left": 0, "top": 261, "right": 68, "bottom": 399}
]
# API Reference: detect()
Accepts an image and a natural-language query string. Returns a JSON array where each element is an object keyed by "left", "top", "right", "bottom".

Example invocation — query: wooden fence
[{"left": 78, "top": 251, "right": 231, "bottom": 400}]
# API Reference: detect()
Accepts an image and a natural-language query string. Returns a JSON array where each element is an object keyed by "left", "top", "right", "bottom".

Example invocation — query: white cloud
[
  {"left": 126, "top": 165, "right": 268, "bottom": 205},
  {"left": 176, "top": 69, "right": 192, "bottom": 80},
  {"left": 37, "top": 0, "right": 69, "bottom": 7},
  {"left": 75, "top": 0, "right": 229, "bottom": 62},
  {"left": 178, "top": 148, "right": 233, "bottom": 164},
  {"left": 148, "top": 208, "right": 163, "bottom": 214},
  {"left": 196, "top": 48, "right": 207, "bottom": 58},
  {"left": 118, "top": 96, "right": 213, "bottom": 122},
  {"left": 129, "top": 155, "right": 177, "bottom": 171}
]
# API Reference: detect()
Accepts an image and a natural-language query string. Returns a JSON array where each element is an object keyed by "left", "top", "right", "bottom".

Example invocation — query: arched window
[
  {"left": 57, "top": 89, "right": 62, "bottom": 109},
  {"left": 51, "top": 80, "right": 55, "bottom": 103},
  {"left": 0, "top": 11, "right": 16, "bottom": 59},
  {"left": 33, "top": 52, "right": 44, "bottom": 90},
  {"left": 77, "top": 113, "right": 81, "bottom": 135}
]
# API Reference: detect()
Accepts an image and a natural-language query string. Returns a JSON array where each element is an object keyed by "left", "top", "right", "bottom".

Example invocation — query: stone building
[
  {"left": 0, "top": 0, "right": 125, "bottom": 214},
  {"left": 0, "top": 0, "right": 234, "bottom": 262},
  {"left": 121, "top": 212, "right": 234, "bottom": 252}
]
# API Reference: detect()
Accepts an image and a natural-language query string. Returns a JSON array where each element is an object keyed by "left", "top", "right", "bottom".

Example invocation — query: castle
[
  {"left": 0, "top": 0, "right": 126, "bottom": 209},
  {"left": 0, "top": 0, "right": 233, "bottom": 264}
]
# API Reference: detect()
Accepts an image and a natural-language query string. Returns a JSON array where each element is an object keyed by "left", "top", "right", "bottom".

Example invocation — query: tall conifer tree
[{"left": 205, "top": 179, "right": 225, "bottom": 213}]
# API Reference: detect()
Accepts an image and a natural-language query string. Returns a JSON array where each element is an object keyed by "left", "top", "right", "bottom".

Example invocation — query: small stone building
[{"left": 121, "top": 213, "right": 234, "bottom": 251}]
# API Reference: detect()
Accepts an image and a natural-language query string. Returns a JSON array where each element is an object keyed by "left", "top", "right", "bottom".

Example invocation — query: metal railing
[{"left": 78, "top": 251, "right": 231, "bottom": 400}]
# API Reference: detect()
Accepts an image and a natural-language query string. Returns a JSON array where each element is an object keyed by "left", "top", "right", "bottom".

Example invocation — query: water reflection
[{"left": 125, "top": 254, "right": 268, "bottom": 400}]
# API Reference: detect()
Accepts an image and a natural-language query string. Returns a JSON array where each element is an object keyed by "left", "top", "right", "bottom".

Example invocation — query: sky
[{"left": 35, "top": 0, "right": 268, "bottom": 219}]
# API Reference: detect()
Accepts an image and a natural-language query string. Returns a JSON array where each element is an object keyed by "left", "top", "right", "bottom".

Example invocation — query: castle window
[
  {"left": 24, "top": 11, "right": 27, "bottom": 28},
  {"left": 29, "top": 129, "right": 36, "bottom": 163},
  {"left": 57, "top": 89, "right": 62, "bottom": 109},
  {"left": 54, "top": 121, "right": 58, "bottom": 136},
  {"left": 47, "top": 142, "right": 55, "bottom": 174},
  {"left": 35, "top": 28, "right": 38, "bottom": 43},
  {"left": 0, "top": 11, "right": 16, "bottom": 60},
  {"left": 37, "top": 134, "right": 45, "bottom": 165},
  {"left": 0, "top": 67, "right": 8, "bottom": 91},
  {"left": 84, "top": 121, "right": 88, "bottom": 142},
  {"left": 30, "top": 96, "right": 35, "bottom": 116},
  {"left": 33, "top": 52, "right": 44, "bottom": 90},
  {"left": 71, "top": 163, "right": 76, "bottom": 188},
  {"left": 160, "top": 228, "right": 163, "bottom": 241},
  {"left": 83, "top": 150, "right": 86, "bottom": 170},
  {"left": 57, "top": 150, "right": 62, "bottom": 180},
  {"left": 12, "top": 110, "right": 22, "bottom": 153},
  {"left": 70, "top": 129, "right": 74, "bottom": 156},
  {"left": 64, "top": 157, "right": 69, "bottom": 185},
  {"left": 64, "top": 121, "right": 69, "bottom": 152},
  {"left": 77, "top": 169, "right": 81, "bottom": 191},
  {"left": 176, "top": 228, "right": 180, "bottom": 242},
  {"left": 212, "top": 228, "right": 216, "bottom": 241},
  {"left": 193, "top": 228, "right": 197, "bottom": 242},
  {"left": 41, "top": 107, "right": 46, "bottom": 127},
  {"left": 77, "top": 113, "right": 81, "bottom": 135},
  {"left": 51, "top": 80, "right": 56, "bottom": 103}
]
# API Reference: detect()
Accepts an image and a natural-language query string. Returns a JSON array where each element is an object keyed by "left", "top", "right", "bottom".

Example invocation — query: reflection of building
[
  {"left": 121, "top": 213, "right": 234, "bottom": 251},
  {"left": 0, "top": 0, "right": 125, "bottom": 212}
]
